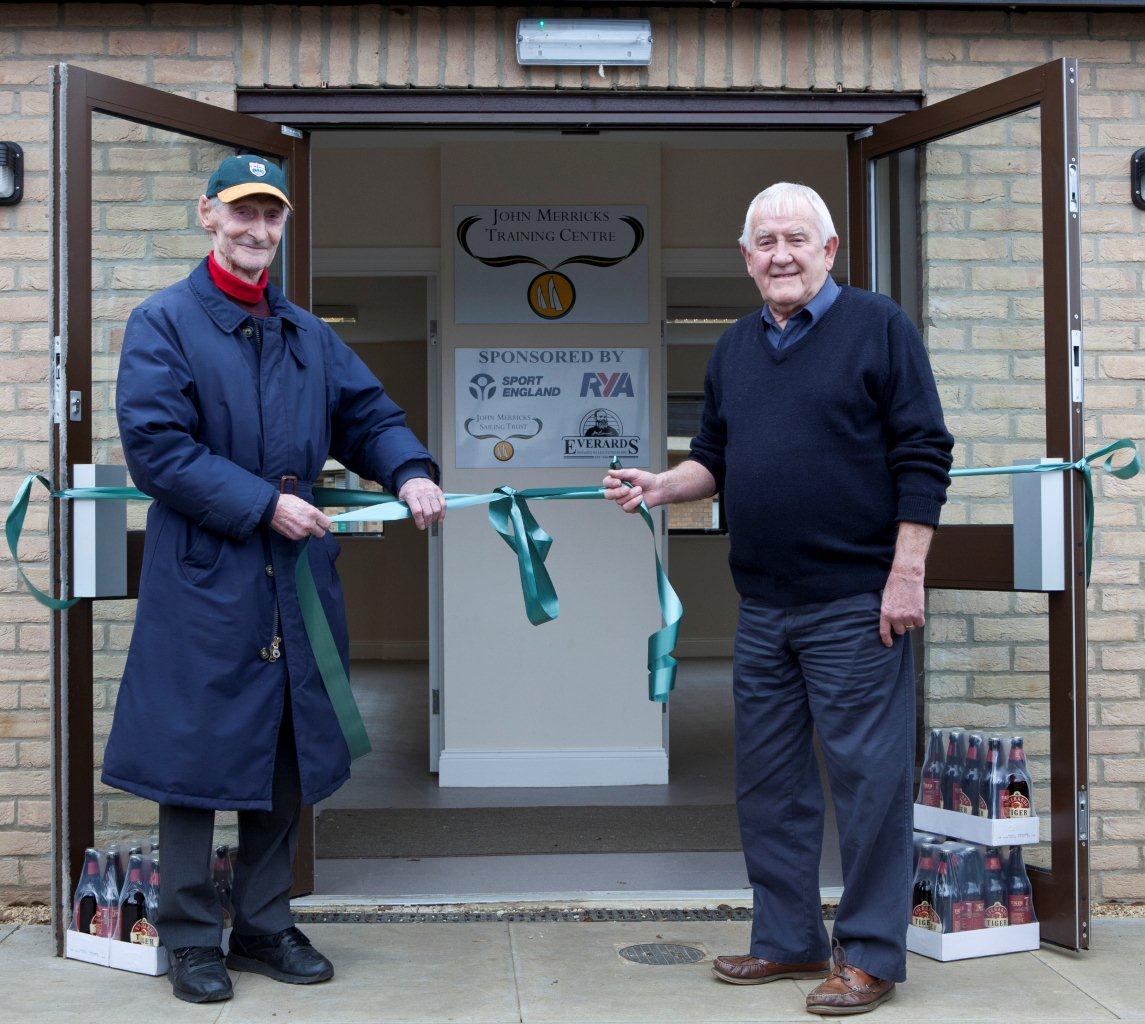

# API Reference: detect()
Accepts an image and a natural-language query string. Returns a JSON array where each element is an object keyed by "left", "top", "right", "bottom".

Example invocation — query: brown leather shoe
[
  {"left": 712, "top": 954, "right": 831, "bottom": 985},
  {"left": 805, "top": 942, "right": 895, "bottom": 1015}
]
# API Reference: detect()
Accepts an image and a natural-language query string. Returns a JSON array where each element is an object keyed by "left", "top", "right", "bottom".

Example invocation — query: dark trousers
[
  {"left": 733, "top": 589, "right": 914, "bottom": 983},
  {"left": 157, "top": 697, "right": 302, "bottom": 951}
]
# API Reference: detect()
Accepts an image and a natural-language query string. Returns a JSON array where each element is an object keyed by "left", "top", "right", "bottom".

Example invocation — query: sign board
[
  {"left": 455, "top": 347, "right": 650, "bottom": 469},
  {"left": 453, "top": 205, "right": 649, "bottom": 324}
]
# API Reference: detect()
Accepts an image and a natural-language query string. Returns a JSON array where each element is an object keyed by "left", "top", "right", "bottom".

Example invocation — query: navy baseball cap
[{"left": 206, "top": 154, "right": 292, "bottom": 210}]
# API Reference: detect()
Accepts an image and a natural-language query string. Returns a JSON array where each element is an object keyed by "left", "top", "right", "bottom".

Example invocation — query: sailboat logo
[{"left": 456, "top": 214, "right": 644, "bottom": 322}]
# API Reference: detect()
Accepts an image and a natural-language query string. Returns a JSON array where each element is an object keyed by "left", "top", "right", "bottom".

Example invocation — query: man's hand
[
  {"left": 879, "top": 567, "right": 925, "bottom": 648},
  {"left": 879, "top": 522, "right": 935, "bottom": 647},
  {"left": 399, "top": 477, "right": 446, "bottom": 531},
  {"left": 271, "top": 493, "right": 332, "bottom": 541},
  {"left": 603, "top": 468, "right": 664, "bottom": 513}
]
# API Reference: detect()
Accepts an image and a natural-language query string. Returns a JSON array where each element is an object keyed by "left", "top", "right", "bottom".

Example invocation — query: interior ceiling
[{"left": 312, "top": 129, "right": 848, "bottom": 151}]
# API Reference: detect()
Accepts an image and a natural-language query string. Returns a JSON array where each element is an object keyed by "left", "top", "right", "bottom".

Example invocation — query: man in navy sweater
[{"left": 605, "top": 182, "right": 952, "bottom": 1015}]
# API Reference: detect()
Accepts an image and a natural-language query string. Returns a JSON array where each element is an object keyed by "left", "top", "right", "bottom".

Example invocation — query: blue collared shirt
[{"left": 760, "top": 275, "right": 841, "bottom": 351}]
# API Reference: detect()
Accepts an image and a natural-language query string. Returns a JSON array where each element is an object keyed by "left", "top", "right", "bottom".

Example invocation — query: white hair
[{"left": 738, "top": 182, "right": 838, "bottom": 248}]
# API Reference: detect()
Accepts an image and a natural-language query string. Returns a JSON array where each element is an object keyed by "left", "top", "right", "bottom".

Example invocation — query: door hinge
[
  {"left": 1078, "top": 789, "right": 1089, "bottom": 842},
  {"left": 280, "top": 124, "right": 304, "bottom": 140},
  {"left": 431, "top": 688, "right": 440, "bottom": 715}
]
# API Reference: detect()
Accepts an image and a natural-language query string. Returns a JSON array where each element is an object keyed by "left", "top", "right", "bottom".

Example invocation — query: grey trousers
[
  {"left": 733, "top": 589, "right": 915, "bottom": 983},
  {"left": 156, "top": 696, "right": 302, "bottom": 951}
]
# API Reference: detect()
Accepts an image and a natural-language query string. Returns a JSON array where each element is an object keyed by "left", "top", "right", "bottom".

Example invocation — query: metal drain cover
[{"left": 618, "top": 943, "right": 705, "bottom": 966}]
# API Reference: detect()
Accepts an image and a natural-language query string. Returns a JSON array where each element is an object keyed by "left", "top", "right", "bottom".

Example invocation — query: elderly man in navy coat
[{"left": 102, "top": 155, "right": 445, "bottom": 1004}]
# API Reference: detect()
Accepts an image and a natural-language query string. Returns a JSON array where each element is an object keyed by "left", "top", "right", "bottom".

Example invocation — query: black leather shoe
[
  {"left": 167, "top": 946, "right": 233, "bottom": 1004},
  {"left": 226, "top": 926, "right": 334, "bottom": 984}
]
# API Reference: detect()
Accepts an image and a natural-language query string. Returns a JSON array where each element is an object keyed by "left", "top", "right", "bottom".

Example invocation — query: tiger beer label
[
  {"left": 957, "top": 790, "right": 973, "bottom": 814},
  {"left": 1005, "top": 791, "right": 1032, "bottom": 818},
  {"left": 920, "top": 778, "right": 941, "bottom": 807},
  {"left": 984, "top": 902, "right": 1009, "bottom": 927},
  {"left": 911, "top": 903, "right": 935, "bottom": 929},
  {"left": 977, "top": 795, "right": 989, "bottom": 817},
  {"left": 89, "top": 908, "right": 103, "bottom": 936},
  {"left": 1008, "top": 894, "right": 1035, "bottom": 925},
  {"left": 954, "top": 899, "right": 986, "bottom": 932},
  {"left": 130, "top": 918, "right": 160, "bottom": 946}
]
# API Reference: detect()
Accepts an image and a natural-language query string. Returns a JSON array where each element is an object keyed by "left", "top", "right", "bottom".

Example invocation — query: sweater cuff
[
  {"left": 392, "top": 459, "right": 434, "bottom": 495},
  {"left": 259, "top": 492, "right": 279, "bottom": 528},
  {"left": 685, "top": 452, "right": 725, "bottom": 490},
  {"left": 896, "top": 494, "right": 942, "bottom": 528}
]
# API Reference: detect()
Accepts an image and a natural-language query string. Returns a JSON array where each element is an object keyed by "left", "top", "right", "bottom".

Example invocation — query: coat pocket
[{"left": 181, "top": 522, "right": 225, "bottom": 583}]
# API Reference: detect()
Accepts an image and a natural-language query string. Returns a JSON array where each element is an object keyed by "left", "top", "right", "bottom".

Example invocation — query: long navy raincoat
[{"left": 102, "top": 258, "right": 436, "bottom": 810}]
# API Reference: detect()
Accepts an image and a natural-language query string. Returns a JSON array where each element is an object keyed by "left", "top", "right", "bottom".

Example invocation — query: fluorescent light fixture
[
  {"left": 516, "top": 18, "right": 652, "bottom": 69},
  {"left": 315, "top": 305, "right": 358, "bottom": 324},
  {"left": 0, "top": 142, "right": 23, "bottom": 206}
]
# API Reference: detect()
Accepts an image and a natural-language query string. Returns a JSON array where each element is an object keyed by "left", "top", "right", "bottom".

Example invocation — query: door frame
[
  {"left": 49, "top": 63, "right": 309, "bottom": 950},
  {"left": 848, "top": 58, "right": 1087, "bottom": 949}
]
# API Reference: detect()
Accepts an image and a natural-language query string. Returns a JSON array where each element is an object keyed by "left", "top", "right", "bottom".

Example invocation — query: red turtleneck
[{"left": 208, "top": 252, "right": 271, "bottom": 318}]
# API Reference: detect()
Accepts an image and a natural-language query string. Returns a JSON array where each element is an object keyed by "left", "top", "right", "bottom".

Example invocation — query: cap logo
[{"left": 248, "top": 161, "right": 267, "bottom": 177}]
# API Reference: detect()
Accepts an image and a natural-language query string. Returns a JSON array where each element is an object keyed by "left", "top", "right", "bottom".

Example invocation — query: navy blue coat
[{"left": 102, "top": 258, "right": 436, "bottom": 810}]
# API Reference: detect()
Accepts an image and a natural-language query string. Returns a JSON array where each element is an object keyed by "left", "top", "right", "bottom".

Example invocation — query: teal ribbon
[
  {"left": 948, "top": 439, "right": 1140, "bottom": 585},
  {"left": 8, "top": 441, "right": 1137, "bottom": 756}
]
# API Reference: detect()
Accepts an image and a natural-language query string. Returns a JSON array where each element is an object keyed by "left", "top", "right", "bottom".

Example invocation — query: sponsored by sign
[
  {"left": 453, "top": 205, "right": 649, "bottom": 324},
  {"left": 455, "top": 348, "right": 650, "bottom": 469}
]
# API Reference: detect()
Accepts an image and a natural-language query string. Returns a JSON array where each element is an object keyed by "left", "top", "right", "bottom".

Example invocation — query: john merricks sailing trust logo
[
  {"left": 456, "top": 214, "right": 645, "bottom": 321},
  {"left": 464, "top": 415, "right": 543, "bottom": 463},
  {"left": 468, "top": 373, "right": 497, "bottom": 400},
  {"left": 563, "top": 409, "right": 640, "bottom": 460}
]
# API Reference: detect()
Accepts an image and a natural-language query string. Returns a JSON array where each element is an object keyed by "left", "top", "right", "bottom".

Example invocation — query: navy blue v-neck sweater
[{"left": 688, "top": 285, "right": 954, "bottom": 607}]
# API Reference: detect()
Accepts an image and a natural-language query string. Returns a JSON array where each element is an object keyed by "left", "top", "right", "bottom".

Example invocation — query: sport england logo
[
  {"left": 248, "top": 161, "right": 267, "bottom": 178},
  {"left": 579, "top": 372, "right": 635, "bottom": 399},
  {"left": 469, "top": 373, "right": 497, "bottom": 400},
  {"left": 563, "top": 409, "right": 640, "bottom": 460}
]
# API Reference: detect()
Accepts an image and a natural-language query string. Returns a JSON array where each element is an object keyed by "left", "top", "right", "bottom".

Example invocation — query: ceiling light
[{"left": 517, "top": 19, "right": 653, "bottom": 70}]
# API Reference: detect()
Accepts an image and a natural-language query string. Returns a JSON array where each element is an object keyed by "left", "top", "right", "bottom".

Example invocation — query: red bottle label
[
  {"left": 984, "top": 901, "right": 1009, "bottom": 927},
  {"left": 911, "top": 902, "right": 935, "bottom": 929},
  {"left": 1005, "top": 792, "right": 1032, "bottom": 818},
  {"left": 957, "top": 790, "right": 973, "bottom": 814},
  {"left": 1008, "top": 894, "right": 1035, "bottom": 925},
  {"left": 921, "top": 779, "right": 941, "bottom": 807},
  {"left": 977, "top": 795, "right": 989, "bottom": 817},
  {"left": 953, "top": 899, "right": 986, "bottom": 932},
  {"left": 130, "top": 918, "right": 160, "bottom": 946}
]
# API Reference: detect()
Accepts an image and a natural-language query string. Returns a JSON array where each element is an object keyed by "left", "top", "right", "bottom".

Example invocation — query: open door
[
  {"left": 50, "top": 64, "right": 313, "bottom": 948},
  {"left": 849, "top": 59, "right": 1087, "bottom": 949}
]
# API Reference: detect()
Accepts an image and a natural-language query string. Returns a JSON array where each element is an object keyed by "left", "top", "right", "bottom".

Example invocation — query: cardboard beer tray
[
  {"left": 907, "top": 922, "right": 1040, "bottom": 962},
  {"left": 65, "top": 930, "right": 168, "bottom": 976},
  {"left": 913, "top": 803, "right": 1040, "bottom": 845}
]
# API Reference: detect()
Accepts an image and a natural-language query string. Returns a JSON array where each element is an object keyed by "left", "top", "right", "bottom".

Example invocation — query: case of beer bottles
[
  {"left": 906, "top": 839, "right": 1040, "bottom": 961},
  {"left": 65, "top": 841, "right": 169, "bottom": 976},
  {"left": 913, "top": 730, "right": 1041, "bottom": 845}
]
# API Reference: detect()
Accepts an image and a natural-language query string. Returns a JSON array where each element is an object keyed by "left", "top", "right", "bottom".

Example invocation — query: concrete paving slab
[
  {"left": 509, "top": 919, "right": 811, "bottom": 1022},
  {"left": 0, "top": 922, "right": 19, "bottom": 944},
  {"left": 0, "top": 925, "right": 229, "bottom": 1023},
  {"left": 215, "top": 923, "right": 519, "bottom": 1024},
  {"left": 1032, "top": 919, "right": 1145, "bottom": 1020}
]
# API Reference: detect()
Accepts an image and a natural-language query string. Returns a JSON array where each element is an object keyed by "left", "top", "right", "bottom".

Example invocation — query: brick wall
[{"left": 0, "top": 4, "right": 1141, "bottom": 909}]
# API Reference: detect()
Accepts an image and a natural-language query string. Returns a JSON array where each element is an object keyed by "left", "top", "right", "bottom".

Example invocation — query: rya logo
[{"left": 579, "top": 372, "right": 634, "bottom": 398}]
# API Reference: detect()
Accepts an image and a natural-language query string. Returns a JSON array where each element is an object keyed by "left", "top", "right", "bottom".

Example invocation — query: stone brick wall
[{"left": 0, "top": 4, "right": 1141, "bottom": 909}]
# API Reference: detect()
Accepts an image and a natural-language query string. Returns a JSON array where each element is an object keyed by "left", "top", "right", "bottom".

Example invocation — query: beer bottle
[
  {"left": 1003, "top": 736, "right": 1035, "bottom": 819},
  {"left": 941, "top": 731, "right": 966, "bottom": 810},
  {"left": 144, "top": 856, "right": 161, "bottom": 931},
  {"left": 934, "top": 850, "right": 956, "bottom": 933},
  {"left": 118, "top": 851, "right": 149, "bottom": 943},
  {"left": 953, "top": 848, "right": 986, "bottom": 931},
  {"left": 983, "top": 736, "right": 1006, "bottom": 818},
  {"left": 960, "top": 734, "right": 983, "bottom": 815},
  {"left": 100, "top": 845, "right": 123, "bottom": 938},
  {"left": 918, "top": 729, "right": 944, "bottom": 808},
  {"left": 212, "top": 845, "right": 234, "bottom": 928},
  {"left": 911, "top": 844, "right": 939, "bottom": 930},
  {"left": 984, "top": 847, "right": 1009, "bottom": 927},
  {"left": 72, "top": 848, "right": 104, "bottom": 935},
  {"left": 1006, "top": 846, "right": 1037, "bottom": 925}
]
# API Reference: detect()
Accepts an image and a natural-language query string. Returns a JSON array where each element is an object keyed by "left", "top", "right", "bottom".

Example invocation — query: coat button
[
  {"left": 265, "top": 564, "right": 275, "bottom": 577},
  {"left": 242, "top": 325, "right": 254, "bottom": 338},
  {"left": 259, "top": 647, "right": 271, "bottom": 661}
]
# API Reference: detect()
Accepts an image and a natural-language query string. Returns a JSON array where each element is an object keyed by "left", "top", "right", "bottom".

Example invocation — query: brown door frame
[
  {"left": 849, "top": 58, "right": 1087, "bottom": 949},
  {"left": 50, "top": 63, "right": 309, "bottom": 951}
]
